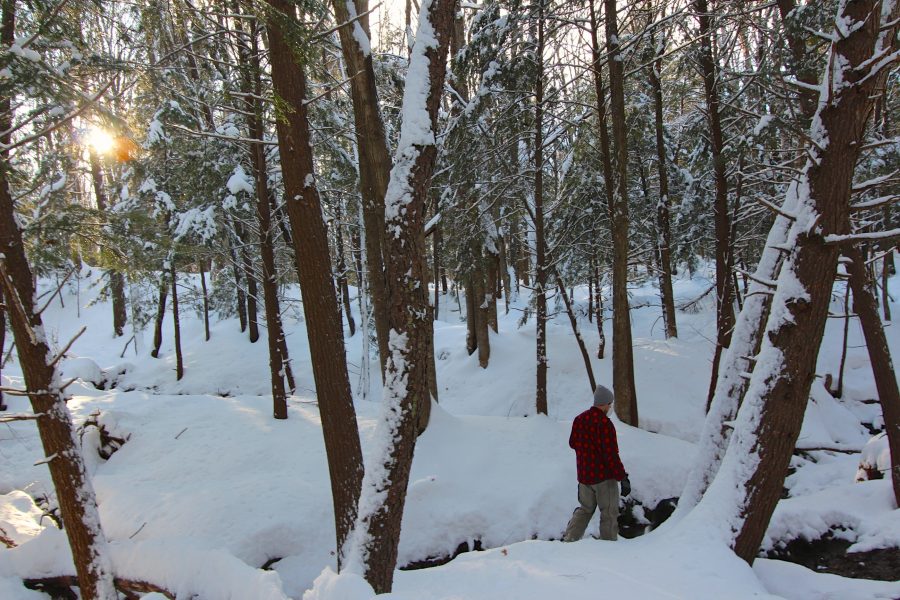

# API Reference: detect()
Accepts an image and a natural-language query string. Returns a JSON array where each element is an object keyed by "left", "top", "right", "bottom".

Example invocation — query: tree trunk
[
  {"left": 690, "top": 0, "right": 898, "bottom": 563},
  {"left": 341, "top": 0, "right": 456, "bottom": 590},
  {"left": 242, "top": 24, "right": 290, "bottom": 418},
  {"left": 150, "top": 280, "right": 168, "bottom": 359},
  {"left": 433, "top": 226, "right": 441, "bottom": 320},
  {"left": 331, "top": 0, "right": 392, "bottom": 379},
  {"left": 88, "top": 150, "right": 127, "bottom": 338},
  {"left": 676, "top": 0, "right": 823, "bottom": 516},
  {"left": 335, "top": 201, "right": 357, "bottom": 337},
  {"left": 847, "top": 245, "right": 900, "bottom": 506},
  {"left": 0, "top": 286, "right": 5, "bottom": 411},
  {"left": 265, "top": 0, "right": 364, "bottom": 565},
  {"left": 557, "top": 274, "right": 596, "bottom": 392},
  {"left": 0, "top": 60, "right": 117, "bottom": 597},
  {"left": 199, "top": 260, "right": 210, "bottom": 341},
  {"left": 170, "top": 261, "right": 183, "bottom": 381},
  {"left": 236, "top": 223, "right": 259, "bottom": 344},
  {"left": 227, "top": 234, "right": 247, "bottom": 333},
  {"left": 475, "top": 266, "right": 491, "bottom": 369},
  {"left": 883, "top": 252, "right": 892, "bottom": 322},
  {"left": 596, "top": 267, "right": 606, "bottom": 359},
  {"left": 647, "top": 27, "right": 677, "bottom": 339},
  {"left": 604, "top": 0, "right": 638, "bottom": 425},
  {"left": 534, "top": 0, "right": 548, "bottom": 416},
  {"left": 465, "top": 275, "right": 478, "bottom": 355},
  {"left": 695, "top": 0, "right": 735, "bottom": 412}
]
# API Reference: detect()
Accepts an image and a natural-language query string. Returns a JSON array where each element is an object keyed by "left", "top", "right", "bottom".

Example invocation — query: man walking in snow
[{"left": 563, "top": 384, "right": 630, "bottom": 542}]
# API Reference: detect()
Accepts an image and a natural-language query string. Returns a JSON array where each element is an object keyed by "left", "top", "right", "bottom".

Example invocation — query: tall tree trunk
[
  {"left": 341, "top": 0, "right": 456, "bottom": 590},
  {"left": 695, "top": 0, "right": 735, "bottom": 412},
  {"left": 265, "top": 0, "right": 363, "bottom": 564},
  {"left": 534, "top": 0, "right": 548, "bottom": 416},
  {"left": 846, "top": 246, "right": 900, "bottom": 506},
  {"left": 150, "top": 280, "right": 168, "bottom": 359},
  {"left": 647, "top": 24, "right": 678, "bottom": 339},
  {"left": 170, "top": 261, "right": 183, "bottom": 381},
  {"left": 244, "top": 30, "right": 289, "bottom": 417},
  {"left": 88, "top": 150, "right": 127, "bottom": 337},
  {"left": 332, "top": 0, "right": 392, "bottom": 379},
  {"left": 604, "top": 0, "right": 638, "bottom": 425},
  {"left": 690, "top": 0, "right": 898, "bottom": 563}
]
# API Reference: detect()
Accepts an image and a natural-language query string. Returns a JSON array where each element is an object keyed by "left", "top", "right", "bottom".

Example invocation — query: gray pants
[{"left": 563, "top": 479, "right": 619, "bottom": 541}]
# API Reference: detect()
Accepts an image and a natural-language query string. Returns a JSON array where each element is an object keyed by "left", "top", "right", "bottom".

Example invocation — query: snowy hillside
[{"left": 0, "top": 265, "right": 898, "bottom": 599}]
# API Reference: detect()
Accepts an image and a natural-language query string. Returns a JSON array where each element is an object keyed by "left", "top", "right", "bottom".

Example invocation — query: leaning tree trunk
[
  {"left": 674, "top": 182, "right": 796, "bottom": 517},
  {"left": 675, "top": 0, "right": 822, "bottom": 517},
  {"left": 332, "top": 0, "right": 392, "bottom": 378},
  {"left": 0, "top": 97, "right": 117, "bottom": 600},
  {"left": 556, "top": 273, "right": 596, "bottom": 392},
  {"left": 846, "top": 245, "right": 900, "bottom": 506},
  {"left": 696, "top": 0, "right": 736, "bottom": 412},
  {"left": 604, "top": 0, "right": 638, "bottom": 425},
  {"left": 689, "top": 0, "right": 899, "bottom": 563},
  {"left": 341, "top": 0, "right": 457, "bottom": 591},
  {"left": 265, "top": 0, "right": 364, "bottom": 565}
]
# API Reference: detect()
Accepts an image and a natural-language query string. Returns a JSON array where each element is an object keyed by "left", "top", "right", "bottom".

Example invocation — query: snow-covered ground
[{"left": 0, "top": 264, "right": 897, "bottom": 599}]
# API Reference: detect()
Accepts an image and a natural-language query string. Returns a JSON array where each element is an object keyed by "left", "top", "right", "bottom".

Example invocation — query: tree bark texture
[
  {"left": 604, "top": 0, "right": 638, "bottom": 425},
  {"left": 342, "top": 0, "right": 457, "bottom": 590},
  {"left": 689, "top": 0, "right": 899, "bottom": 563},
  {"left": 265, "top": 0, "right": 364, "bottom": 563}
]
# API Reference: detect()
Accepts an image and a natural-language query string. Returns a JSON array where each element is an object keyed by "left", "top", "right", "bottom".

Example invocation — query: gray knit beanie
[{"left": 593, "top": 385, "right": 614, "bottom": 407}]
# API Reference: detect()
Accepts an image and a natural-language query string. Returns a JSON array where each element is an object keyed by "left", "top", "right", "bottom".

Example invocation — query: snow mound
[
  {"left": 856, "top": 433, "right": 891, "bottom": 481},
  {"left": 0, "top": 491, "right": 45, "bottom": 547}
]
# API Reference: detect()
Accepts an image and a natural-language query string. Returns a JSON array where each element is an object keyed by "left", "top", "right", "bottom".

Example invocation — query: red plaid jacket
[{"left": 569, "top": 407, "right": 626, "bottom": 485}]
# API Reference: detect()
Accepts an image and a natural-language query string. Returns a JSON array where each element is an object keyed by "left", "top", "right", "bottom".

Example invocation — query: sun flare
[{"left": 86, "top": 126, "right": 115, "bottom": 155}]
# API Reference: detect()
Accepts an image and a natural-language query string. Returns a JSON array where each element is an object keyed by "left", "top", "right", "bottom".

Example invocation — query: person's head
[{"left": 593, "top": 385, "right": 614, "bottom": 414}]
